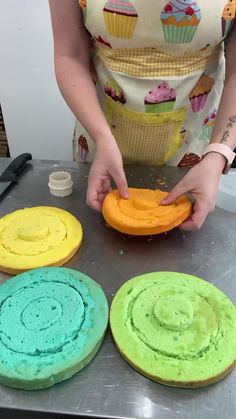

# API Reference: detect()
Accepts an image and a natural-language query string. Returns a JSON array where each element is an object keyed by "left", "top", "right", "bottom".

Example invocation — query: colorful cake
[
  {"left": 144, "top": 82, "right": 176, "bottom": 113},
  {"left": 189, "top": 74, "right": 214, "bottom": 113},
  {"left": 0, "top": 267, "right": 108, "bottom": 389},
  {"left": 222, "top": 0, "right": 236, "bottom": 38},
  {"left": 199, "top": 109, "right": 217, "bottom": 141},
  {"left": 0, "top": 207, "right": 83, "bottom": 274},
  {"left": 102, "top": 188, "right": 192, "bottom": 235},
  {"left": 78, "top": 135, "right": 89, "bottom": 161},
  {"left": 103, "top": 0, "right": 138, "bottom": 39},
  {"left": 161, "top": 0, "right": 201, "bottom": 44},
  {"left": 105, "top": 79, "right": 126, "bottom": 104},
  {"left": 110, "top": 272, "right": 236, "bottom": 387}
]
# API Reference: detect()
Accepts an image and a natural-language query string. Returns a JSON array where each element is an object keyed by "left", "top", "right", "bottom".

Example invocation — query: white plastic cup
[
  {"left": 48, "top": 171, "right": 73, "bottom": 197},
  {"left": 216, "top": 169, "right": 236, "bottom": 213}
]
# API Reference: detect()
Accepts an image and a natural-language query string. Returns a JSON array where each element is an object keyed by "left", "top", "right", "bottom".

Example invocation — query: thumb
[
  {"left": 161, "top": 183, "right": 186, "bottom": 205},
  {"left": 112, "top": 167, "right": 129, "bottom": 199}
]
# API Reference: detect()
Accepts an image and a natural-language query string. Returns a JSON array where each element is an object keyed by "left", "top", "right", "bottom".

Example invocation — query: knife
[{"left": 0, "top": 153, "right": 32, "bottom": 197}]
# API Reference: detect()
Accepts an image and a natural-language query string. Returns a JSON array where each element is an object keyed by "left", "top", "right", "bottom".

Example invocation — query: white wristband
[{"left": 203, "top": 143, "right": 235, "bottom": 174}]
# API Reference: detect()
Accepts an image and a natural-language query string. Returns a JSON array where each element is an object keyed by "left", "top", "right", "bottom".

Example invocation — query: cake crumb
[{"left": 119, "top": 250, "right": 124, "bottom": 256}]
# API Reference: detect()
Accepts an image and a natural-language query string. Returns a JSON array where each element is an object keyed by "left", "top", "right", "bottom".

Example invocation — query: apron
[{"left": 73, "top": 0, "right": 236, "bottom": 166}]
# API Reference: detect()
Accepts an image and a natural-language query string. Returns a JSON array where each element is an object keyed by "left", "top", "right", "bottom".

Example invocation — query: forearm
[
  {"left": 210, "top": 32, "right": 236, "bottom": 151},
  {"left": 210, "top": 78, "right": 236, "bottom": 150},
  {"left": 55, "top": 55, "right": 112, "bottom": 143}
]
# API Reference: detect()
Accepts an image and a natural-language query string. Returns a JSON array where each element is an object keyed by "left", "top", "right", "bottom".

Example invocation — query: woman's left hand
[{"left": 161, "top": 153, "right": 226, "bottom": 231}]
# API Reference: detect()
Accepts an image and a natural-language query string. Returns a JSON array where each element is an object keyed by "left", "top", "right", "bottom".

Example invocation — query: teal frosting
[{"left": 0, "top": 268, "right": 108, "bottom": 389}]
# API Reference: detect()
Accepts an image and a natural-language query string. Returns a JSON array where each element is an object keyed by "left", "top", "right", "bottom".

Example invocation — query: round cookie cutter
[{"left": 48, "top": 171, "right": 73, "bottom": 197}]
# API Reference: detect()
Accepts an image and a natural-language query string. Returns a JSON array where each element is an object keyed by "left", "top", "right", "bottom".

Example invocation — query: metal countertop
[{"left": 0, "top": 158, "right": 235, "bottom": 419}]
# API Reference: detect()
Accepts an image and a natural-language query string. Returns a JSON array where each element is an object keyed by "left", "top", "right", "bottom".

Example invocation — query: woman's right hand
[{"left": 86, "top": 137, "right": 129, "bottom": 211}]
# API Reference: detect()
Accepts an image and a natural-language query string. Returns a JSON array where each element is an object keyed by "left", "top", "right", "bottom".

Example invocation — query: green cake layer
[
  {"left": 110, "top": 272, "right": 236, "bottom": 387},
  {"left": 0, "top": 267, "right": 108, "bottom": 390}
]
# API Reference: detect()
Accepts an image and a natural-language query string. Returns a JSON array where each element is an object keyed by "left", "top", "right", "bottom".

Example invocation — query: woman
[{"left": 49, "top": 0, "right": 236, "bottom": 230}]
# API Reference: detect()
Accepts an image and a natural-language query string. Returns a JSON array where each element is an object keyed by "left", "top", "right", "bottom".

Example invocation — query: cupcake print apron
[{"left": 74, "top": 0, "right": 236, "bottom": 166}]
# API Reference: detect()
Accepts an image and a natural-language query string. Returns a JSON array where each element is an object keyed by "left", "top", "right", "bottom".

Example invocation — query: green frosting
[
  {"left": 110, "top": 272, "right": 236, "bottom": 387},
  {"left": 0, "top": 268, "right": 108, "bottom": 390}
]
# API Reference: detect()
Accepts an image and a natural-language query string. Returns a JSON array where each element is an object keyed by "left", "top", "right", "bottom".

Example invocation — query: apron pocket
[{"left": 105, "top": 96, "right": 186, "bottom": 165}]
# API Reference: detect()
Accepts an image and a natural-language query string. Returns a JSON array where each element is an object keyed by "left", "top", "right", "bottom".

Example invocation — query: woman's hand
[
  {"left": 87, "top": 137, "right": 129, "bottom": 211},
  {"left": 161, "top": 153, "right": 226, "bottom": 230}
]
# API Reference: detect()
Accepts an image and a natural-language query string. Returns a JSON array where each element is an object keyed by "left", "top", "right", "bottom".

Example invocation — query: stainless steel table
[{"left": 0, "top": 158, "right": 235, "bottom": 419}]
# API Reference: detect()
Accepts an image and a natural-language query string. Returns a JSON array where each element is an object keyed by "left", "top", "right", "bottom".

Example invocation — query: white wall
[{"left": 0, "top": 0, "right": 75, "bottom": 160}]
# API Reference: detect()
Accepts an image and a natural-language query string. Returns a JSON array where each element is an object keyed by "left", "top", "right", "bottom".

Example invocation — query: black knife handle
[{"left": 0, "top": 153, "right": 32, "bottom": 182}]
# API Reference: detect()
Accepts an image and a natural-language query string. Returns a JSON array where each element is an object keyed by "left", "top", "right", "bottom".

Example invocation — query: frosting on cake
[
  {"left": 161, "top": 0, "right": 201, "bottom": 24},
  {"left": 103, "top": 0, "right": 138, "bottom": 16},
  {"left": 144, "top": 82, "right": 176, "bottom": 105}
]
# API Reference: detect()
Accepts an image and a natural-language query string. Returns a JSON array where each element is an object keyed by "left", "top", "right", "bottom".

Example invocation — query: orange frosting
[
  {"left": 162, "top": 15, "right": 200, "bottom": 27},
  {"left": 190, "top": 74, "right": 214, "bottom": 98}
]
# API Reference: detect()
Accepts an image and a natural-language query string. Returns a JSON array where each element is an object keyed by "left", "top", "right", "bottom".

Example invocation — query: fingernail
[{"left": 123, "top": 192, "right": 129, "bottom": 198}]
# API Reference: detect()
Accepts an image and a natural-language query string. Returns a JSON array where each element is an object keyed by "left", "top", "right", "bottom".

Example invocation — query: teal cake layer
[{"left": 0, "top": 267, "right": 108, "bottom": 390}]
